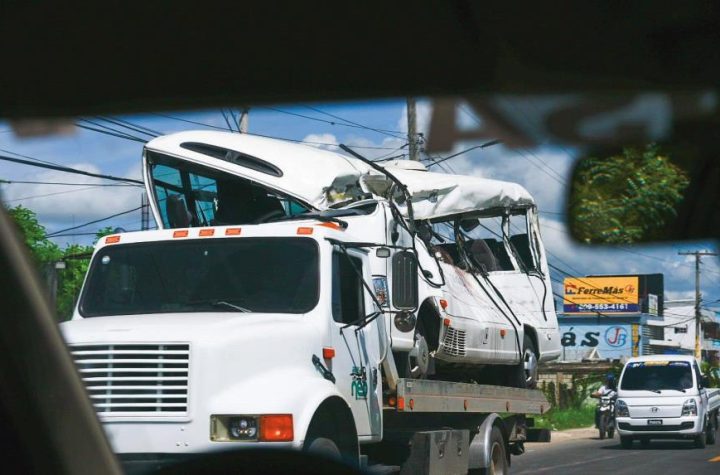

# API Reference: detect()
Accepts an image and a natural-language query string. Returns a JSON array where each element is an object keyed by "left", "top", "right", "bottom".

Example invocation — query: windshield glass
[
  {"left": 620, "top": 360, "right": 694, "bottom": 391},
  {"left": 79, "top": 238, "right": 319, "bottom": 316}
]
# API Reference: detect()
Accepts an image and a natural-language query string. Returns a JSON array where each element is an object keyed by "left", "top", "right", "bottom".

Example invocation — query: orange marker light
[
  {"left": 225, "top": 228, "right": 242, "bottom": 236},
  {"left": 409, "top": 399, "right": 415, "bottom": 410},
  {"left": 322, "top": 347, "right": 335, "bottom": 359},
  {"left": 500, "top": 329, "right": 507, "bottom": 338},
  {"left": 316, "top": 222, "right": 344, "bottom": 231},
  {"left": 259, "top": 414, "right": 294, "bottom": 442},
  {"left": 173, "top": 230, "right": 189, "bottom": 238},
  {"left": 397, "top": 397, "right": 405, "bottom": 411},
  {"left": 388, "top": 396, "right": 397, "bottom": 407},
  {"left": 199, "top": 228, "right": 215, "bottom": 237},
  {"left": 297, "top": 227, "right": 313, "bottom": 235},
  {"left": 443, "top": 318, "right": 451, "bottom": 327},
  {"left": 105, "top": 235, "right": 120, "bottom": 244},
  {"left": 439, "top": 299, "right": 448, "bottom": 310}
]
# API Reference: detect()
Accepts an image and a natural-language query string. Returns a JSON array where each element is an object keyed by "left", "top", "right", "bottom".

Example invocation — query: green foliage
[
  {"left": 534, "top": 404, "right": 596, "bottom": 431},
  {"left": 701, "top": 361, "right": 720, "bottom": 388},
  {"left": 7, "top": 205, "right": 62, "bottom": 264},
  {"left": 570, "top": 144, "right": 690, "bottom": 244},
  {"left": 6, "top": 205, "right": 96, "bottom": 321},
  {"left": 541, "top": 373, "right": 605, "bottom": 411}
]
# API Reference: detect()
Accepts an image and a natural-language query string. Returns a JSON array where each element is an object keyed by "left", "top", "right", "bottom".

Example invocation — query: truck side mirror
[
  {"left": 392, "top": 251, "right": 418, "bottom": 310},
  {"left": 701, "top": 375, "right": 710, "bottom": 388}
]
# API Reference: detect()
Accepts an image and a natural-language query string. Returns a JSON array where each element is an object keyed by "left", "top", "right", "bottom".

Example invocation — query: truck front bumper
[{"left": 615, "top": 417, "right": 701, "bottom": 438}]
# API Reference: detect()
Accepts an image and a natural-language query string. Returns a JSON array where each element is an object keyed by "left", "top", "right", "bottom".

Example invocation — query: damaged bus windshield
[
  {"left": 79, "top": 238, "right": 319, "bottom": 317},
  {"left": 147, "top": 151, "right": 311, "bottom": 228}
]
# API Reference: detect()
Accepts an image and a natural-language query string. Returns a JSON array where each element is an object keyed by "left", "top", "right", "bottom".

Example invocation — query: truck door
[{"left": 329, "top": 248, "right": 382, "bottom": 438}]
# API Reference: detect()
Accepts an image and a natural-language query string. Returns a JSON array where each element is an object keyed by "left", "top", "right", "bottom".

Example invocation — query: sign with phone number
[{"left": 563, "top": 303, "right": 639, "bottom": 314}]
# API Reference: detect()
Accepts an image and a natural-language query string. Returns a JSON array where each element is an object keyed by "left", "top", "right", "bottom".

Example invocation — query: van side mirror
[{"left": 392, "top": 251, "right": 418, "bottom": 310}]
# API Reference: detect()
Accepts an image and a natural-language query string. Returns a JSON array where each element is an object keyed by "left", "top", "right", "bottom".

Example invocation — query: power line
[
  {"left": 46, "top": 206, "right": 145, "bottom": 237},
  {"left": 4, "top": 186, "right": 108, "bottom": 203},
  {"left": 424, "top": 140, "right": 502, "bottom": 168},
  {"left": 0, "top": 179, "right": 138, "bottom": 187},
  {"left": 262, "top": 106, "right": 407, "bottom": 139},
  {"left": 76, "top": 120, "right": 147, "bottom": 143},
  {"left": 96, "top": 116, "right": 160, "bottom": 138},
  {"left": 0, "top": 154, "right": 143, "bottom": 185},
  {"left": 304, "top": 105, "right": 405, "bottom": 138},
  {"left": 151, "top": 113, "right": 401, "bottom": 150}
]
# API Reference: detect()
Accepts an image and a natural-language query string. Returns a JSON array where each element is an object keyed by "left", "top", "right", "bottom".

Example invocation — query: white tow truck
[{"left": 61, "top": 131, "right": 561, "bottom": 473}]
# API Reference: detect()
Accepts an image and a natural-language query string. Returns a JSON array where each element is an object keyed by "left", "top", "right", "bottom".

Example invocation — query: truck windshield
[
  {"left": 620, "top": 361, "right": 694, "bottom": 391},
  {"left": 79, "top": 238, "right": 319, "bottom": 317}
]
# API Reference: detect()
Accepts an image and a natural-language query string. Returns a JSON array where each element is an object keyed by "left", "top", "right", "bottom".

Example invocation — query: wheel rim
[
  {"left": 489, "top": 441, "right": 506, "bottom": 475},
  {"left": 523, "top": 348, "right": 538, "bottom": 387},
  {"left": 408, "top": 333, "right": 429, "bottom": 378}
]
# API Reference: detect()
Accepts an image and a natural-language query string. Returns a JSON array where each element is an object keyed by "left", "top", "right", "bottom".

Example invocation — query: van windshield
[
  {"left": 80, "top": 238, "right": 319, "bottom": 317},
  {"left": 620, "top": 361, "right": 694, "bottom": 391}
]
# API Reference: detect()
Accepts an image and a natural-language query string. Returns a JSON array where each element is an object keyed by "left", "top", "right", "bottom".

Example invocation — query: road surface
[{"left": 512, "top": 427, "right": 720, "bottom": 474}]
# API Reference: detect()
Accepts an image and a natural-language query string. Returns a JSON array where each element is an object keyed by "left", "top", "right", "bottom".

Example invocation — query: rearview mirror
[
  {"left": 392, "top": 251, "right": 418, "bottom": 310},
  {"left": 567, "top": 145, "right": 720, "bottom": 244}
]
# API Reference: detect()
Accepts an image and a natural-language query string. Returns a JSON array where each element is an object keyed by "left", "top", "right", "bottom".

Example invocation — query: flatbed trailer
[{"left": 363, "top": 377, "right": 551, "bottom": 474}]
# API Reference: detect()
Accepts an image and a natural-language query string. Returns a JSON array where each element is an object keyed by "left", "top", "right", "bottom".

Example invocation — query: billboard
[
  {"left": 559, "top": 323, "right": 634, "bottom": 361},
  {"left": 563, "top": 276, "right": 639, "bottom": 314}
]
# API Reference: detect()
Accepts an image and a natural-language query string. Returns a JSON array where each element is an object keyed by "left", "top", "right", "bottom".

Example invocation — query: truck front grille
[
  {"left": 71, "top": 343, "right": 190, "bottom": 416},
  {"left": 442, "top": 326, "right": 466, "bottom": 357}
]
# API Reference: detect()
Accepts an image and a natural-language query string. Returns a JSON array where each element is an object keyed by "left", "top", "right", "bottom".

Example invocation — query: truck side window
[{"left": 332, "top": 251, "right": 365, "bottom": 325}]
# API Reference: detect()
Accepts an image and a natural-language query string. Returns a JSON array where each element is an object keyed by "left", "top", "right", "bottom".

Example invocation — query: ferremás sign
[{"left": 563, "top": 276, "right": 639, "bottom": 314}]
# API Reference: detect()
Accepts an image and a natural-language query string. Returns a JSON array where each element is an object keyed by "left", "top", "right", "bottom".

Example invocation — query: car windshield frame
[
  {"left": 78, "top": 237, "right": 320, "bottom": 317},
  {"left": 619, "top": 360, "right": 695, "bottom": 392}
]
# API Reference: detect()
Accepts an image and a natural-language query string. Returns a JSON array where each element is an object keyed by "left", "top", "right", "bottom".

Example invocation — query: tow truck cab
[
  {"left": 615, "top": 355, "right": 720, "bottom": 448},
  {"left": 61, "top": 220, "right": 397, "bottom": 459}
]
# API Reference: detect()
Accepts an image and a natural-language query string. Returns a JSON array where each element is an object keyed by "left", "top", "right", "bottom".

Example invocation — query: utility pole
[
  {"left": 678, "top": 250, "right": 718, "bottom": 360},
  {"left": 406, "top": 98, "right": 419, "bottom": 161},
  {"left": 238, "top": 108, "right": 249, "bottom": 133}
]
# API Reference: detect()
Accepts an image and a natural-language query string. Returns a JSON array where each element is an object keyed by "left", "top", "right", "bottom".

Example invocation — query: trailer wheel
[{"left": 473, "top": 426, "right": 508, "bottom": 475}]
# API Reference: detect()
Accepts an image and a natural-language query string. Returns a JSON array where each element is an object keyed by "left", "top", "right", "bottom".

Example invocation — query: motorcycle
[{"left": 597, "top": 395, "right": 616, "bottom": 440}]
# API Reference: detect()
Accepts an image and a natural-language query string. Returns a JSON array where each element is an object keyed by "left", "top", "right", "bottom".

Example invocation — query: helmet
[{"left": 606, "top": 373, "right": 615, "bottom": 383}]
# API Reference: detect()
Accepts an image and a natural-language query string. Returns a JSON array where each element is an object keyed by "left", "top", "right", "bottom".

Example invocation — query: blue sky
[{"left": 1, "top": 99, "right": 718, "bottom": 309}]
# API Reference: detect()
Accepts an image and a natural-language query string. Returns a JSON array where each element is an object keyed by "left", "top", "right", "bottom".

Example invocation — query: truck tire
[
  {"left": 620, "top": 436, "right": 633, "bottom": 449},
  {"left": 469, "top": 426, "right": 508, "bottom": 475},
  {"left": 305, "top": 436, "right": 342, "bottom": 461},
  {"left": 508, "top": 335, "right": 538, "bottom": 389},
  {"left": 707, "top": 415, "right": 717, "bottom": 445}
]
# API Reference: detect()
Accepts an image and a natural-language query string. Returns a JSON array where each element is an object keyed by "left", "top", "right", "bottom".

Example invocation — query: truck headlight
[
  {"left": 211, "top": 414, "right": 293, "bottom": 442},
  {"left": 616, "top": 400, "right": 629, "bottom": 417},
  {"left": 681, "top": 398, "right": 697, "bottom": 416}
]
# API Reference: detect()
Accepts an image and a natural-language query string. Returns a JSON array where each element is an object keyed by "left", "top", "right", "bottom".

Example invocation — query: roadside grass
[{"left": 533, "top": 404, "right": 595, "bottom": 431}]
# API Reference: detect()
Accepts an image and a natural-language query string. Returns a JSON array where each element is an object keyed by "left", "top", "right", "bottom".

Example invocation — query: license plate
[{"left": 647, "top": 419, "right": 663, "bottom": 425}]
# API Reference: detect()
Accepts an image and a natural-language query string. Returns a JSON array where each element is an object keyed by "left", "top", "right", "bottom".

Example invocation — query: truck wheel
[
  {"left": 305, "top": 436, "right": 342, "bottom": 461},
  {"left": 707, "top": 416, "right": 717, "bottom": 445},
  {"left": 406, "top": 325, "right": 431, "bottom": 379},
  {"left": 469, "top": 426, "right": 507, "bottom": 475},
  {"left": 620, "top": 436, "right": 633, "bottom": 449},
  {"left": 508, "top": 335, "right": 538, "bottom": 388}
]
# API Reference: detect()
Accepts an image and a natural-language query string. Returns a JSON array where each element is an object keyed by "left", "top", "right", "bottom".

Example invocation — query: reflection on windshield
[
  {"left": 620, "top": 361, "right": 694, "bottom": 391},
  {"left": 80, "top": 238, "right": 319, "bottom": 316}
]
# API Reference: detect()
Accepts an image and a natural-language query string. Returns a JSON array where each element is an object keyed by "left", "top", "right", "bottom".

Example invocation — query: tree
[
  {"left": 569, "top": 145, "right": 690, "bottom": 244},
  {"left": 6, "top": 205, "right": 99, "bottom": 321}
]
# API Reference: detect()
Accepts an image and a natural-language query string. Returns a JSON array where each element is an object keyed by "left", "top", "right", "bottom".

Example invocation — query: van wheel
[
  {"left": 620, "top": 436, "right": 633, "bottom": 449},
  {"left": 508, "top": 335, "right": 538, "bottom": 388}
]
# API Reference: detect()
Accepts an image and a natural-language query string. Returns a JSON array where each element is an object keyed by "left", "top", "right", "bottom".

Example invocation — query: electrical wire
[
  {"left": 0, "top": 179, "right": 138, "bottom": 187},
  {"left": 0, "top": 154, "right": 143, "bottom": 185},
  {"left": 263, "top": 106, "right": 407, "bottom": 139},
  {"left": 46, "top": 206, "right": 145, "bottom": 237},
  {"left": 303, "top": 105, "right": 407, "bottom": 139}
]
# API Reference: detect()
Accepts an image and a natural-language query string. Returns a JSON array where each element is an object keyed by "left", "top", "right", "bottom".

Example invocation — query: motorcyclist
[{"left": 592, "top": 373, "right": 617, "bottom": 429}]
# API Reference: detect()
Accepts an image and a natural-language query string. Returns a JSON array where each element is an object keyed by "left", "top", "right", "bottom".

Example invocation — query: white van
[{"left": 615, "top": 355, "right": 720, "bottom": 448}]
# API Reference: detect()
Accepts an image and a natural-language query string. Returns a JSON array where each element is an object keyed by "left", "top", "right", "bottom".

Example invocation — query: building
[{"left": 645, "top": 300, "right": 720, "bottom": 362}]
